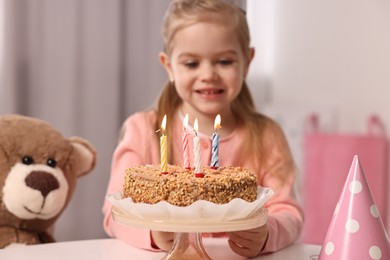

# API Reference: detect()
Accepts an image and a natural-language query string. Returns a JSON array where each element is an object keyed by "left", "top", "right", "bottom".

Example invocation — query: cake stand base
[
  {"left": 162, "top": 232, "right": 211, "bottom": 260},
  {"left": 111, "top": 206, "right": 268, "bottom": 260}
]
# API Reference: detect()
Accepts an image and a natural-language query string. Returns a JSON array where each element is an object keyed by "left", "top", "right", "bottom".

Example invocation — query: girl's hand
[
  {"left": 151, "top": 231, "right": 174, "bottom": 251},
  {"left": 226, "top": 224, "right": 269, "bottom": 258}
]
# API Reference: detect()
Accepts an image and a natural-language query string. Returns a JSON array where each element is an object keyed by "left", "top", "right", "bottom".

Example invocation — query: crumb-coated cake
[{"left": 123, "top": 165, "right": 258, "bottom": 206}]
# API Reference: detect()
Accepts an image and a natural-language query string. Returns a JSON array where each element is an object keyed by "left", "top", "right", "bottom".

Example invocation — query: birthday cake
[{"left": 123, "top": 165, "right": 258, "bottom": 206}]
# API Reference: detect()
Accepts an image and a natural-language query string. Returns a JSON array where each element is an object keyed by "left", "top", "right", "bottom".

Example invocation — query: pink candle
[{"left": 182, "top": 114, "right": 190, "bottom": 169}]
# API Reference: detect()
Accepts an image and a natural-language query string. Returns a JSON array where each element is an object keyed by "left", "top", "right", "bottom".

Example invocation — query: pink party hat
[{"left": 319, "top": 155, "right": 390, "bottom": 259}]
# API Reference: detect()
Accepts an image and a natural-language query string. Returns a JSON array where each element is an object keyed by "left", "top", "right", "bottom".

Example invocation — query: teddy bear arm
[
  {"left": 39, "top": 231, "right": 55, "bottom": 243},
  {"left": 0, "top": 226, "right": 18, "bottom": 248},
  {"left": 0, "top": 226, "right": 41, "bottom": 248}
]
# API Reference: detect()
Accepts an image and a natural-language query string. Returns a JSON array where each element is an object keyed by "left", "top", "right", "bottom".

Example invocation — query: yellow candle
[{"left": 160, "top": 115, "right": 168, "bottom": 174}]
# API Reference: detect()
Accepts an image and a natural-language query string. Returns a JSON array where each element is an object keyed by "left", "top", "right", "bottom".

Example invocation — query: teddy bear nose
[{"left": 25, "top": 171, "right": 60, "bottom": 197}]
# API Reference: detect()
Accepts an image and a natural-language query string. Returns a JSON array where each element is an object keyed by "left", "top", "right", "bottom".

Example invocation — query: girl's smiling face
[{"left": 160, "top": 21, "right": 253, "bottom": 119}]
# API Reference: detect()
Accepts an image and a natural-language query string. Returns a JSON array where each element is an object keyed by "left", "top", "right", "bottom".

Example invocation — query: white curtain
[{"left": 0, "top": 0, "right": 170, "bottom": 241}]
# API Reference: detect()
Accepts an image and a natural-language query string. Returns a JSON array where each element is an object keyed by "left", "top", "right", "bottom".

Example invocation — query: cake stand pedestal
[
  {"left": 163, "top": 232, "right": 210, "bottom": 260},
  {"left": 112, "top": 206, "right": 268, "bottom": 260}
]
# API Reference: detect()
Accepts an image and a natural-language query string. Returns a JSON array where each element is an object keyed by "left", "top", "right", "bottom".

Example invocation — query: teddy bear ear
[{"left": 68, "top": 137, "right": 97, "bottom": 177}]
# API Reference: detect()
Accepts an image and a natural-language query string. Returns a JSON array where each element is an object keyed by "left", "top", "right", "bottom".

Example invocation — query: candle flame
[
  {"left": 214, "top": 114, "right": 221, "bottom": 130},
  {"left": 161, "top": 115, "right": 167, "bottom": 131},
  {"left": 194, "top": 118, "right": 199, "bottom": 133},
  {"left": 183, "top": 113, "right": 189, "bottom": 129}
]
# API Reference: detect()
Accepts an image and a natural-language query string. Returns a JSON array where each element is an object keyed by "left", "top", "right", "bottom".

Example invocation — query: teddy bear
[{"left": 0, "top": 114, "right": 97, "bottom": 248}]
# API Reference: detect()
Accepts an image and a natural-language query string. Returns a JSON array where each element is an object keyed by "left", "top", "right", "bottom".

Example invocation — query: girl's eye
[
  {"left": 184, "top": 61, "right": 199, "bottom": 68},
  {"left": 218, "top": 59, "right": 233, "bottom": 66}
]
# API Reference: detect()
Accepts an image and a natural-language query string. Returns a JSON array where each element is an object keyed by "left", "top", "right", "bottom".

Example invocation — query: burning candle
[
  {"left": 182, "top": 113, "right": 191, "bottom": 169},
  {"left": 193, "top": 118, "right": 203, "bottom": 177},
  {"left": 211, "top": 114, "right": 221, "bottom": 170},
  {"left": 160, "top": 115, "right": 168, "bottom": 174}
]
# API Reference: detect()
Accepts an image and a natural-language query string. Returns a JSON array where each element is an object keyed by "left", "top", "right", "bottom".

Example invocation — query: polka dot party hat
[{"left": 319, "top": 155, "right": 390, "bottom": 259}]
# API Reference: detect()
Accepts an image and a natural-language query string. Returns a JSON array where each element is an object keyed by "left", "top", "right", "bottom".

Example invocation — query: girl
[{"left": 103, "top": 0, "right": 303, "bottom": 258}]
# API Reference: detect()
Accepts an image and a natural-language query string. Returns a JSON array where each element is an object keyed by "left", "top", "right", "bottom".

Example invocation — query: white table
[{"left": 0, "top": 238, "right": 321, "bottom": 260}]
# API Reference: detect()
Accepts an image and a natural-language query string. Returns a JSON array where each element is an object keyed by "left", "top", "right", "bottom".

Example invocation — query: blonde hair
[
  {"left": 156, "top": 0, "right": 292, "bottom": 180},
  {"left": 161, "top": 0, "right": 250, "bottom": 57}
]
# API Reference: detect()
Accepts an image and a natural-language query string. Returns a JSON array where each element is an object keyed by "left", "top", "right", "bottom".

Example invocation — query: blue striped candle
[{"left": 211, "top": 114, "right": 221, "bottom": 170}]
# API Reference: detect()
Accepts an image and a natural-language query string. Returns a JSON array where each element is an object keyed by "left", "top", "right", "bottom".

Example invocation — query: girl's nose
[{"left": 200, "top": 63, "right": 218, "bottom": 82}]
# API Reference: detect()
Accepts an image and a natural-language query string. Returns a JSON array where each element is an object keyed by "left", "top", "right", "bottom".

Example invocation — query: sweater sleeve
[
  {"left": 260, "top": 174, "right": 304, "bottom": 253},
  {"left": 258, "top": 120, "right": 304, "bottom": 254},
  {"left": 102, "top": 111, "right": 160, "bottom": 251}
]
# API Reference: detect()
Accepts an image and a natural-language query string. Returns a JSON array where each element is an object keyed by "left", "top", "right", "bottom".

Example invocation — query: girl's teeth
[{"left": 198, "top": 90, "right": 222, "bottom": 94}]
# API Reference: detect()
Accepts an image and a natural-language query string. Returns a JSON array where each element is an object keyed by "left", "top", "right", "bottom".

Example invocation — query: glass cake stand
[{"left": 112, "top": 206, "right": 268, "bottom": 260}]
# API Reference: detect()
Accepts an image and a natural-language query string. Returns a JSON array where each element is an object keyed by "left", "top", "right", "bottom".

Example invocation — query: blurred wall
[{"left": 247, "top": 0, "right": 390, "bottom": 139}]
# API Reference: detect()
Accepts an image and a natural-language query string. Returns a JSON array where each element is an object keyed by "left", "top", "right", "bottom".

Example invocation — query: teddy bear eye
[
  {"left": 22, "top": 156, "right": 34, "bottom": 165},
  {"left": 47, "top": 158, "right": 57, "bottom": 168}
]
